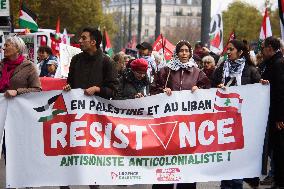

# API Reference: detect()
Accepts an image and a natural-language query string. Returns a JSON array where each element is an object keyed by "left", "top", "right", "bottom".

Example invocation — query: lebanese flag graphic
[{"left": 214, "top": 90, "right": 243, "bottom": 113}]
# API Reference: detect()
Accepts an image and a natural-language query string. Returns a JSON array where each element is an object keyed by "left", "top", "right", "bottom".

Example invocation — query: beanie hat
[{"left": 130, "top": 58, "right": 148, "bottom": 72}]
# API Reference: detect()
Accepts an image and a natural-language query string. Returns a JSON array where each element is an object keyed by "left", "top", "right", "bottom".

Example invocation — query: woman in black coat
[
  {"left": 212, "top": 39, "right": 261, "bottom": 189},
  {"left": 212, "top": 39, "right": 260, "bottom": 88}
]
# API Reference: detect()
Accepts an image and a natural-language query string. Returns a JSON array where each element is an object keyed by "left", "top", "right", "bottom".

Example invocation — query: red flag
[
  {"left": 40, "top": 77, "right": 67, "bottom": 91},
  {"left": 152, "top": 34, "right": 175, "bottom": 61},
  {"left": 50, "top": 35, "right": 60, "bottom": 57},
  {"left": 56, "top": 17, "right": 60, "bottom": 33},
  {"left": 259, "top": 8, "right": 272, "bottom": 40},
  {"left": 55, "top": 17, "right": 60, "bottom": 40},
  {"left": 51, "top": 17, "right": 61, "bottom": 56}
]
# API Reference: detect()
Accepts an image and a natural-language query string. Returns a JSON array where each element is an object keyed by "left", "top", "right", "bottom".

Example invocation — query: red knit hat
[{"left": 130, "top": 58, "right": 148, "bottom": 72}]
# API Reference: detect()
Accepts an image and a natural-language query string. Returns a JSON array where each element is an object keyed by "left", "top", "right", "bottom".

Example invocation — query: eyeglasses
[{"left": 203, "top": 61, "right": 212, "bottom": 64}]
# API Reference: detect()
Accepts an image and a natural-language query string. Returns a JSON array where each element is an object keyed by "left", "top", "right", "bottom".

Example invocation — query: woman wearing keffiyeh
[
  {"left": 212, "top": 40, "right": 261, "bottom": 189},
  {"left": 150, "top": 40, "right": 210, "bottom": 97},
  {"left": 213, "top": 39, "right": 260, "bottom": 88},
  {"left": 151, "top": 41, "right": 210, "bottom": 189}
]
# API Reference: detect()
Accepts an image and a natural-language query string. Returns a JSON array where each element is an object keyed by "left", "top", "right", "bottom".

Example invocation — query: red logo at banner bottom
[
  {"left": 43, "top": 112, "right": 244, "bottom": 156},
  {"left": 156, "top": 168, "right": 181, "bottom": 181}
]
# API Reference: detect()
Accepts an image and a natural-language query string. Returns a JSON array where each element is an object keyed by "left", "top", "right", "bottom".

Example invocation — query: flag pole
[
  {"left": 102, "top": 26, "right": 106, "bottom": 53},
  {"left": 161, "top": 34, "right": 165, "bottom": 54},
  {"left": 161, "top": 34, "right": 166, "bottom": 63},
  {"left": 19, "top": 0, "right": 23, "bottom": 16}
]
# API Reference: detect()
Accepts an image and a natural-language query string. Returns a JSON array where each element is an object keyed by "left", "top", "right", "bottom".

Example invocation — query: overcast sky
[{"left": 211, "top": 0, "right": 278, "bottom": 16}]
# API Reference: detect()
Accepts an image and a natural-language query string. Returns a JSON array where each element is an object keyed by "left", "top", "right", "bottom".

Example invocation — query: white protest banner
[
  {"left": 0, "top": 94, "right": 7, "bottom": 154},
  {"left": 4, "top": 84, "right": 269, "bottom": 188},
  {"left": 0, "top": 0, "right": 9, "bottom": 16},
  {"left": 56, "top": 43, "right": 81, "bottom": 78}
]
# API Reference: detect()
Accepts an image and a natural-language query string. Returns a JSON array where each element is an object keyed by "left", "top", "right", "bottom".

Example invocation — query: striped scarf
[{"left": 222, "top": 57, "right": 246, "bottom": 86}]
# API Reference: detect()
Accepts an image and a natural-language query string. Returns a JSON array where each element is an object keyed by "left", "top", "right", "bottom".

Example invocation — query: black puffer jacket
[{"left": 116, "top": 69, "right": 150, "bottom": 100}]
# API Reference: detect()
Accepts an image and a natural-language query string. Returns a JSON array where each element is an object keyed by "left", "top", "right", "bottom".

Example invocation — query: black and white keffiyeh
[
  {"left": 222, "top": 57, "right": 246, "bottom": 86},
  {"left": 167, "top": 49, "right": 197, "bottom": 71}
]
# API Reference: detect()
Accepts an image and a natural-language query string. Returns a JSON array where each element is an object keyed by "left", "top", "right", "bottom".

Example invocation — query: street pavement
[{"left": 0, "top": 158, "right": 270, "bottom": 189}]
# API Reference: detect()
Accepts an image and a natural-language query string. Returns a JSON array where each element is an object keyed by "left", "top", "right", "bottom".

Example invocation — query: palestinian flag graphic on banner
[
  {"left": 19, "top": 2, "right": 38, "bottom": 32},
  {"left": 33, "top": 94, "right": 67, "bottom": 122}
]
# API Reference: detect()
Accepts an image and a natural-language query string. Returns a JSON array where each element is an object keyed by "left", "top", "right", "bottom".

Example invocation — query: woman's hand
[
  {"left": 191, "top": 86, "right": 198, "bottom": 93},
  {"left": 134, "top": 93, "right": 144, "bottom": 98},
  {"left": 63, "top": 84, "right": 71, "bottom": 91},
  {"left": 4, "top": 90, "right": 17, "bottom": 98},
  {"left": 163, "top": 87, "right": 172, "bottom": 96},
  {"left": 260, "top": 79, "right": 270, "bottom": 85},
  {"left": 217, "top": 83, "right": 226, "bottom": 90}
]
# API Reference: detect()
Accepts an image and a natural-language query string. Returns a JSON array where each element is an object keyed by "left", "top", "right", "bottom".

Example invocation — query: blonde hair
[
  {"left": 5, "top": 36, "right": 26, "bottom": 55},
  {"left": 202, "top": 55, "right": 215, "bottom": 65}
]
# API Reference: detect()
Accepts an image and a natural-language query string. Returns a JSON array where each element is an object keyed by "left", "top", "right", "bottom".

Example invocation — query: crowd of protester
[{"left": 0, "top": 27, "right": 284, "bottom": 189}]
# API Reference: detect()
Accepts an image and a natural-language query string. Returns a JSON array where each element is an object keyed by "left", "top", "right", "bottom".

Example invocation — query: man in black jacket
[
  {"left": 261, "top": 37, "right": 284, "bottom": 189},
  {"left": 62, "top": 27, "right": 118, "bottom": 189},
  {"left": 63, "top": 27, "right": 118, "bottom": 99}
]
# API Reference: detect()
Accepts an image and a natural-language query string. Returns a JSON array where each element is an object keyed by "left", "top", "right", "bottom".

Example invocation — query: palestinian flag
[
  {"left": 102, "top": 29, "right": 114, "bottom": 57},
  {"left": 279, "top": 0, "right": 284, "bottom": 40},
  {"left": 55, "top": 16, "right": 61, "bottom": 40},
  {"left": 209, "top": 13, "right": 223, "bottom": 54},
  {"left": 19, "top": 3, "right": 38, "bottom": 32},
  {"left": 50, "top": 32, "right": 61, "bottom": 57},
  {"left": 33, "top": 94, "right": 67, "bottom": 122}
]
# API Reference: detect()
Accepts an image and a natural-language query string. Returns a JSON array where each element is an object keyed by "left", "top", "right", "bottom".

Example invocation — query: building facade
[{"left": 104, "top": 0, "right": 201, "bottom": 50}]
